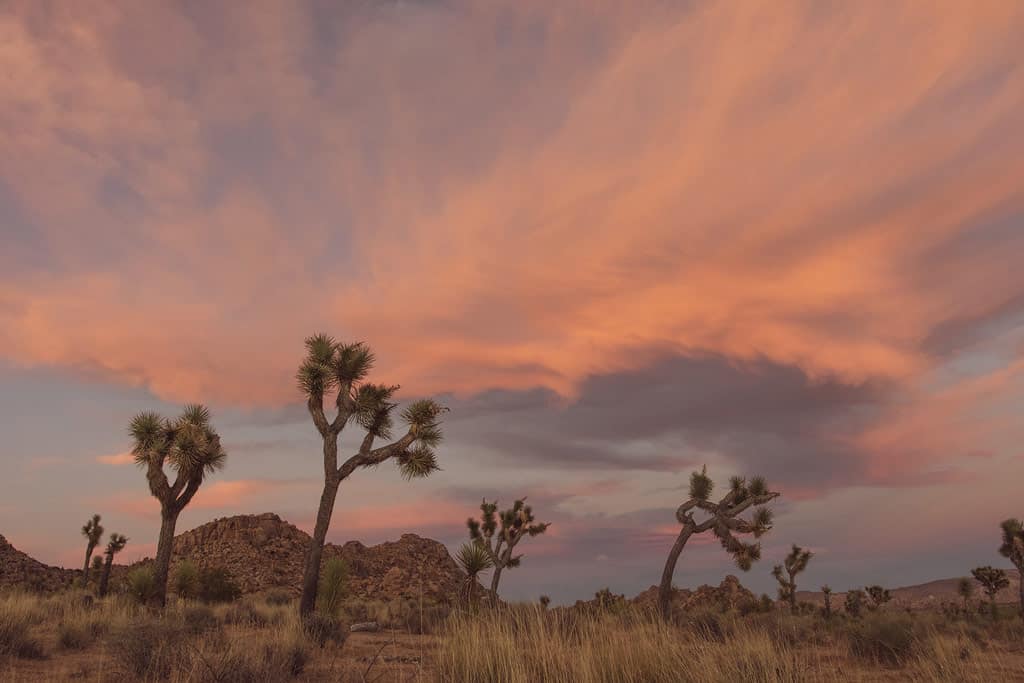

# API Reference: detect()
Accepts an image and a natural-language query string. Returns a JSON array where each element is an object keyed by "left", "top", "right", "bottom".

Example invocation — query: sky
[{"left": 1, "top": 0, "right": 1023, "bottom": 604}]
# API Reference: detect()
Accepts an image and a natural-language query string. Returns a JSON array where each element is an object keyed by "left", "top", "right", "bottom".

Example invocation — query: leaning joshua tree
[
  {"left": 296, "top": 335, "right": 447, "bottom": 617},
  {"left": 129, "top": 405, "right": 227, "bottom": 608},
  {"left": 972, "top": 565, "right": 1009, "bottom": 620},
  {"left": 80, "top": 514, "right": 104, "bottom": 587},
  {"left": 772, "top": 544, "right": 813, "bottom": 613},
  {"left": 658, "top": 467, "right": 778, "bottom": 619},
  {"left": 468, "top": 498, "right": 550, "bottom": 606},
  {"left": 998, "top": 518, "right": 1024, "bottom": 618},
  {"left": 455, "top": 542, "right": 493, "bottom": 608},
  {"left": 98, "top": 533, "right": 128, "bottom": 598}
]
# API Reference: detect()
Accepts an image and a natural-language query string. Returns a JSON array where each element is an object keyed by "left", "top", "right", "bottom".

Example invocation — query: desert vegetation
[{"left": 466, "top": 498, "right": 550, "bottom": 605}]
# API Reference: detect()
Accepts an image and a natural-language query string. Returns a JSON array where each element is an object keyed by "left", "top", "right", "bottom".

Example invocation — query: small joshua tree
[
  {"left": 972, "top": 566, "right": 1009, "bottom": 620},
  {"left": 772, "top": 544, "right": 813, "bottom": 613},
  {"left": 957, "top": 577, "right": 974, "bottom": 614},
  {"left": 998, "top": 518, "right": 1024, "bottom": 618},
  {"left": 98, "top": 533, "right": 127, "bottom": 597},
  {"left": 658, "top": 467, "right": 778, "bottom": 619},
  {"left": 129, "top": 405, "right": 227, "bottom": 608},
  {"left": 844, "top": 588, "right": 866, "bottom": 617},
  {"left": 866, "top": 585, "right": 892, "bottom": 611},
  {"left": 467, "top": 498, "right": 550, "bottom": 606},
  {"left": 296, "top": 335, "right": 447, "bottom": 617},
  {"left": 91, "top": 556, "right": 104, "bottom": 582},
  {"left": 80, "top": 514, "right": 104, "bottom": 587},
  {"left": 821, "top": 585, "right": 833, "bottom": 619},
  {"left": 455, "top": 542, "right": 493, "bottom": 609},
  {"left": 539, "top": 595, "right": 551, "bottom": 610}
]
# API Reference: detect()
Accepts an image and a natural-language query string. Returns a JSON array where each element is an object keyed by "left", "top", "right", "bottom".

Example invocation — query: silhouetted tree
[
  {"left": 957, "top": 577, "right": 974, "bottom": 614},
  {"left": 866, "top": 585, "right": 892, "bottom": 611},
  {"left": 98, "top": 533, "right": 127, "bottom": 597},
  {"left": 772, "top": 544, "right": 813, "bottom": 613},
  {"left": 998, "top": 518, "right": 1024, "bottom": 618},
  {"left": 972, "top": 566, "right": 1009, "bottom": 620},
  {"left": 468, "top": 498, "right": 550, "bottom": 606},
  {"left": 821, "top": 585, "right": 833, "bottom": 619},
  {"left": 129, "top": 405, "right": 227, "bottom": 608},
  {"left": 295, "top": 335, "right": 447, "bottom": 617},
  {"left": 455, "top": 542, "right": 493, "bottom": 608},
  {"left": 80, "top": 514, "right": 104, "bottom": 587},
  {"left": 658, "top": 468, "right": 778, "bottom": 619}
]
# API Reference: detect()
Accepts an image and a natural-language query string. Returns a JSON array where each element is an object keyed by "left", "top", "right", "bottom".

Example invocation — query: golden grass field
[{"left": 2, "top": 589, "right": 1024, "bottom": 682}]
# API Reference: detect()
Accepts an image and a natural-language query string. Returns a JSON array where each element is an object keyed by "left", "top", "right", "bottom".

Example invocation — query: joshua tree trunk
[
  {"left": 81, "top": 545, "right": 96, "bottom": 588},
  {"left": 150, "top": 511, "right": 179, "bottom": 608},
  {"left": 99, "top": 553, "right": 114, "bottom": 597},
  {"left": 299, "top": 475, "right": 341, "bottom": 617},
  {"left": 488, "top": 565, "right": 504, "bottom": 607},
  {"left": 658, "top": 526, "right": 694, "bottom": 618},
  {"left": 787, "top": 570, "right": 797, "bottom": 613}
]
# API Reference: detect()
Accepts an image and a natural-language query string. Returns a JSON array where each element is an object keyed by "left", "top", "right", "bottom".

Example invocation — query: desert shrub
[
  {"left": 110, "top": 620, "right": 187, "bottom": 679},
  {"left": 0, "top": 611, "right": 46, "bottom": 660},
  {"left": 263, "top": 636, "right": 311, "bottom": 677},
  {"left": 316, "top": 557, "right": 348, "bottom": 618},
  {"left": 686, "top": 609, "right": 730, "bottom": 642},
  {"left": 302, "top": 613, "right": 347, "bottom": 648},
  {"left": 173, "top": 560, "right": 200, "bottom": 600},
  {"left": 221, "top": 600, "right": 270, "bottom": 628},
  {"left": 183, "top": 604, "right": 218, "bottom": 633},
  {"left": 125, "top": 567, "right": 159, "bottom": 605},
  {"left": 264, "top": 589, "right": 293, "bottom": 606},
  {"left": 57, "top": 622, "right": 94, "bottom": 650},
  {"left": 848, "top": 613, "right": 919, "bottom": 666},
  {"left": 198, "top": 566, "right": 242, "bottom": 604}
]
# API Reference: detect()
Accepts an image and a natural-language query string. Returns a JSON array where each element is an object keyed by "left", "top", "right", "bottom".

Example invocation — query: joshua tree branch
[
  {"left": 307, "top": 396, "right": 330, "bottom": 437},
  {"left": 338, "top": 432, "right": 416, "bottom": 479},
  {"left": 724, "top": 492, "right": 779, "bottom": 517}
]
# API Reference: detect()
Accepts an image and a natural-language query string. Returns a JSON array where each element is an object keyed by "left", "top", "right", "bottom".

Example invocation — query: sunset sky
[{"left": 2, "top": 1, "right": 1023, "bottom": 603}]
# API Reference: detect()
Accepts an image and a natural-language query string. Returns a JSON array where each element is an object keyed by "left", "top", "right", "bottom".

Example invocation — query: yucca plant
[
  {"left": 80, "top": 514, "right": 104, "bottom": 587},
  {"left": 295, "top": 335, "right": 447, "bottom": 617},
  {"left": 772, "top": 544, "right": 813, "bottom": 613},
  {"left": 998, "top": 518, "right": 1024, "bottom": 618},
  {"left": 316, "top": 558, "right": 348, "bottom": 618},
  {"left": 129, "top": 404, "right": 227, "bottom": 607},
  {"left": 173, "top": 560, "right": 200, "bottom": 600},
  {"left": 98, "top": 533, "right": 127, "bottom": 597},
  {"left": 658, "top": 468, "right": 778, "bottom": 618},
  {"left": 972, "top": 565, "right": 1009, "bottom": 620},
  {"left": 467, "top": 498, "right": 549, "bottom": 606},
  {"left": 455, "top": 542, "right": 493, "bottom": 608}
]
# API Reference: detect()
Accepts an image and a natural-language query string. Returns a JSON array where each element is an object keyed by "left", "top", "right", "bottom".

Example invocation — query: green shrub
[
  {"left": 316, "top": 558, "right": 348, "bottom": 618},
  {"left": 173, "top": 560, "right": 200, "bottom": 600},
  {"left": 848, "top": 614, "right": 919, "bottom": 666},
  {"left": 125, "top": 567, "right": 158, "bottom": 605},
  {"left": 198, "top": 566, "right": 241, "bottom": 604}
]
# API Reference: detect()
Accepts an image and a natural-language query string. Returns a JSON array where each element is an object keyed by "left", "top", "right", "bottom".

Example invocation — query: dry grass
[{"left": 2, "top": 589, "right": 1023, "bottom": 682}]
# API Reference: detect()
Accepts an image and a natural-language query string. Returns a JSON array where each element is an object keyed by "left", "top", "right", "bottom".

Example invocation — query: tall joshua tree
[
  {"left": 998, "top": 518, "right": 1024, "bottom": 618},
  {"left": 296, "top": 335, "right": 447, "bottom": 617},
  {"left": 129, "top": 405, "right": 227, "bottom": 608},
  {"left": 80, "top": 514, "right": 104, "bottom": 587},
  {"left": 972, "top": 566, "right": 1009, "bottom": 619},
  {"left": 467, "top": 498, "right": 550, "bottom": 606},
  {"left": 98, "top": 533, "right": 128, "bottom": 598},
  {"left": 658, "top": 467, "right": 778, "bottom": 619},
  {"left": 772, "top": 544, "right": 813, "bottom": 613},
  {"left": 455, "top": 542, "right": 493, "bottom": 608}
]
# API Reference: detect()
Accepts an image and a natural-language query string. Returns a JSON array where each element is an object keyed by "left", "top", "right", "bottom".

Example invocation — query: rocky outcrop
[
  {"left": 632, "top": 575, "right": 758, "bottom": 612},
  {"left": 0, "top": 534, "right": 78, "bottom": 592}
]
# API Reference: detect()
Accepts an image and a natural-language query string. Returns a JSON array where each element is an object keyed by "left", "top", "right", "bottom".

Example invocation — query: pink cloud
[{"left": 96, "top": 451, "right": 134, "bottom": 465}]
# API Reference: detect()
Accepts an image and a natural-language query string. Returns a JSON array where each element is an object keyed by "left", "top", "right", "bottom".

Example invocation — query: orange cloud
[{"left": 0, "top": 0, "right": 1022, "bottom": 412}]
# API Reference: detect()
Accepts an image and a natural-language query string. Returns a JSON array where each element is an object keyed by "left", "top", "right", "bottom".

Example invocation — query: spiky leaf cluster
[
  {"left": 130, "top": 405, "right": 226, "bottom": 478},
  {"left": 106, "top": 533, "right": 128, "bottom": 555},
  {"left": 999, "top": 518, "right": 1024, "bottom": 568},
  {"left": 971, "top": 565, "right": 1010, "bottom": 599},
  {"left": 690, "top": 465, "right": 713, "bottom": 501},
  {"left": 81, "top": 514, "right": 104, "bottom": 547},
  {"left": 397, "top": 444, "right": 440, "bottom": 480},
  {"left": 456, "top": 542, "right": 494, "bottom": 577}
]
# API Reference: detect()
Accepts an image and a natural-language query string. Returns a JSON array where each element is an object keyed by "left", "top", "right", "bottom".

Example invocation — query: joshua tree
[
  {"left": 821, "top": 585, "right": 833, "bottom": 619},
  {"left": 129, "top": 404, "right": 227, "bottom": 608},
  {"left": 296, "top": 335, "right": 447, "bottom": 617},
  {"left": 98, "top": 533, "right": 127, "bottom": 597},
  {"left": 957, "top": 577, "right": 974, "bottom": 614},
  {"left": 972, "top": 566, "right": 1009, "bottom": 619},
  {"left": 455, "top": 542, "right": 493, "bottom": 608},
  {"left": 772, "top": 544, "right": 813, "bottom": 613},
  {"left": 998, "top": 518, "right": 1024, "bottom": 618},
  {"left": 866, "top": 585, "right": 892, "bottom": 611},
  {"left": 844, "top": 588, "right": 866, "bottom": 617},
  {"left": 467, "top": 498, "right": 550, "bottom": 606},
  {"left": 80, "top": 514, "right": 104, "bottom": 587},
  {"left": 658, "top": 467, "right": 778, "bottom": 619},
  {"left": 539, "top": 595, "right": 551, "bottom": 610}
]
